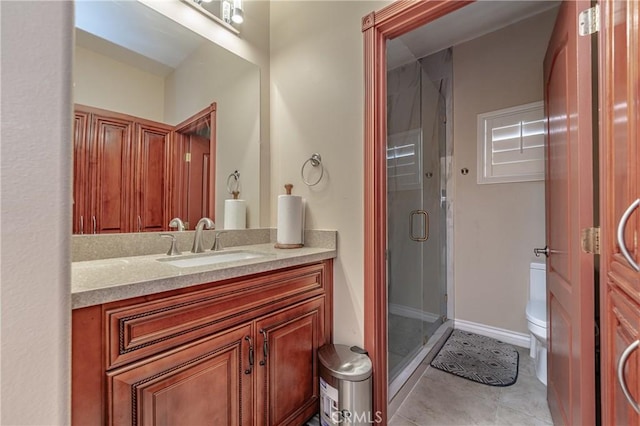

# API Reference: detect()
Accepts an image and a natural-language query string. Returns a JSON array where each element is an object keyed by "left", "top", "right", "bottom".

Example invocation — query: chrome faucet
[
  {"left": 191, "top": 217, "right": 214, "bottom": 253},
  {"left": 212, "top": 231, "right": 227, "bottom": 251},
  {"left": 169, "top": 217, "right": 185, "bottom": 231}
]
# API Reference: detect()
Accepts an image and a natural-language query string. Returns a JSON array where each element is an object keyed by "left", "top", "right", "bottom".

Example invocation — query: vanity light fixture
[
  {"left": 222, "top": 0, "right": 244, "bottom": 25},
  {"left": 231, "top": 0, "right": 244, "bottom": 24}
]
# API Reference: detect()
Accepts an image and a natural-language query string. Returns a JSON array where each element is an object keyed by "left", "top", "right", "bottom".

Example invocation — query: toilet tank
[{"left": 530, "top": 262, "right": 546, "bottom": 303}]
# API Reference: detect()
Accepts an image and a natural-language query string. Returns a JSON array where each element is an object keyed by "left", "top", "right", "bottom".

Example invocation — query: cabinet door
[
  {"left": 255, "top": 298, "right": 326, "bottom": 426},
  {"left": 135, "top": 123, "right": 171, "bottom": 232},
  {"left": 599, "top": 0, "right": 640, "bottom": 423},
  {"left": 109, "top": 324, "right": 253, "bottom": 426},
  {"left": 606, "top": 287, "right": 640, "bottom": 426},
  {"left": 73, "top": 111, "right": 90, "bottom": 234},
  {"left": 91, "top": 114, "right": 133, "bottom": 234}
]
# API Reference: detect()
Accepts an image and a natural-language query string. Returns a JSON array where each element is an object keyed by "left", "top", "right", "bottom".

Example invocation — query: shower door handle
[{"left": 410, "top": 210, "right": 429, "bottom": 242}]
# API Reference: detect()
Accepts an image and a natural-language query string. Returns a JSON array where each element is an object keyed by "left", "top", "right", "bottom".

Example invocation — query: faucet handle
[
  {"left": 212, "top": 231, "right": 227, "bottom": 251},
  {"left": 160, "top": 234, "right": 181, "bottom": 256}
]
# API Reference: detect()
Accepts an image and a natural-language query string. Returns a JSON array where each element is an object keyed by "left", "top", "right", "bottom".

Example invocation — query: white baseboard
[
  {"left": 389, "top": 303, "right": 441, "bottom": 323},
  {"left": 454, "top": 319, "right": 530, "bottom": 348}
]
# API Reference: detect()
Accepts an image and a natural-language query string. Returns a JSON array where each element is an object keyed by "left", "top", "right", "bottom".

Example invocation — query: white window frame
[{"left": 477, "top": 101, "right": 545, "bottom": 184}]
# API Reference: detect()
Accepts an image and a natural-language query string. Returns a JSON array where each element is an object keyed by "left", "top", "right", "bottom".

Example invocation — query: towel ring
[
  {"left": 301, "top": 153, "right": 324, "bottom": 186},
  {"left": 226, "top": 170, "right": 240, "bottom": 194}
]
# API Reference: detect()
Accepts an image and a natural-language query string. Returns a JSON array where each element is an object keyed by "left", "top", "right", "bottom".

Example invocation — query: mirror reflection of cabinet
[{"left": 73, "top": 105, "right": 171, "bottom": 234}]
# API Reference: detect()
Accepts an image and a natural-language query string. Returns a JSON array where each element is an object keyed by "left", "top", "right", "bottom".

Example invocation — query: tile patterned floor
[{"left": 390, "top": 347, "right": 553, "bottom": 425}]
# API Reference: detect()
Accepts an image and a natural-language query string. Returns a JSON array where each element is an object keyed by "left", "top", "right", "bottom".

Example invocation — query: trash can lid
[{"left": 318, "top": 344, "right": 372, "bottom": 381}]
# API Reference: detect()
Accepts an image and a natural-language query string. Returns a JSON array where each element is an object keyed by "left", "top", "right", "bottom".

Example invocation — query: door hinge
[
  {"left": 185, "top": 152, "right": 191, "bottom": 162},
  {"left": 581, "top": 227, "right": 600, "bottom": 255},
  {"left": 579, "top": 5, "right": 599, "bottom": 36},
  {"left": 444, "top": 294, "right": 448, "bottom": 303}
]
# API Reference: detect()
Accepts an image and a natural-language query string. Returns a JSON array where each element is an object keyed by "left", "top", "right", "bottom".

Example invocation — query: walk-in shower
[{"left": 386, "top": 46, "right": 452, "bottom": 397}]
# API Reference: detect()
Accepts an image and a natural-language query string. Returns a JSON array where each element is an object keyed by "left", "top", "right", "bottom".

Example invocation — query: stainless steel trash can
[{"left": 318, "top": 344, "right": 373, "bottom": 425}]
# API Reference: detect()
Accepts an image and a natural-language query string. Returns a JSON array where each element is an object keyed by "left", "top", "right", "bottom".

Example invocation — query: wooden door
[
  {"left": 599, "top": 0, "right": 640, "bottom": 423},
  {"left": 135, "top": 123, "right": 171, "bottom": 233},
  {"left": 543, "top": 1, "right": 596, "bottom": 424},
  {"left": 91, "top": 114, "right": 133, "bottom": 234},
  {"left": 108, "top": 324, "right": 253, "bottom": 426},
  {"left": 255, "top": 298, "right": 326, "bottom": 426},
  {"left": 73, "top": 111, "right": 90, "bottom": 234},
  {"left": 186, "top": 134, "right": 211, "bottom": 229}
]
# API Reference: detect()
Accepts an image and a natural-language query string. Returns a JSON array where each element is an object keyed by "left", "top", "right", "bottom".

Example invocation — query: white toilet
[{"left": 526, "top": 261, "right": 548, "bottom": 385}]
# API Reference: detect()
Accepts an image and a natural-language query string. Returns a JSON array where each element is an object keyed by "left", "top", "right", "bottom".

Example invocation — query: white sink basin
[{"left": 157, "top": 250, "right": 268, "bottom": 268}]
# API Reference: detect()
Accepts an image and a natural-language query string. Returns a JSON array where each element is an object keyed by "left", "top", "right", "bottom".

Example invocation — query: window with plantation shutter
[{"left": 477, "top": 101, "right": 545, "bottom": 184}]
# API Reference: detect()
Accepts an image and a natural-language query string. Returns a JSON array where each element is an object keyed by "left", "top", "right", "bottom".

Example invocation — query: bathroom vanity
[{"left": 71, "top": 234, "right": 335, "bottom": 425}]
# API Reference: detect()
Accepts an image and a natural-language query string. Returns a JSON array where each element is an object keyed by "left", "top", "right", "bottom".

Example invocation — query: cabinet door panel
[
  {"left": 109, "top": 324, "right": 252, "bottom": 426},
  {"left": 92, "top": 115, "right": 133, "bottom": 234},
  {"left": 607, "top": 288, "right": 640, "bottom": 426},
  {"left": 599, "top": 1, "right": 640, "bottom": 424},
  {"left": 136, "top": 124, "right": 170, "bottom": 232},
  {"left": 256, "top": 298, "right": 325, "bottom": 426},
  {"left": 73, "top": 111, "right": 90, "bottom": 234}
]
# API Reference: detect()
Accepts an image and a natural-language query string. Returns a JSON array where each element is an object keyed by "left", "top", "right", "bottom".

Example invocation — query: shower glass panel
[{"left": 386, "top": 46, "right": 449, "bottom": 386}]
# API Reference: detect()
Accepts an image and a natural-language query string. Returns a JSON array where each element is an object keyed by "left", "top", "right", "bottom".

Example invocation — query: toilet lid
[{"left": 526, "top": 300, "right": 547, "bottom": 328}]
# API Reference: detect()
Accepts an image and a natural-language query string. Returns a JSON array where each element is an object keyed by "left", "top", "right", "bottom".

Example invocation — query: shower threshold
[{"left": 388, "top": 320, "right": 453, "bottom": 404}]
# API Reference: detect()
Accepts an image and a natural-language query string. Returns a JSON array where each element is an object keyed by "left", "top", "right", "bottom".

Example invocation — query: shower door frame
[{"left": 362, "top": 1, "right": 472, "bottom": 421}]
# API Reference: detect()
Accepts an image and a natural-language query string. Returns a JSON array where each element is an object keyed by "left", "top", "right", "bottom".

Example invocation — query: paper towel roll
[
  {"left": 276, "top": 195, "right": 304, "bottom": 246},
  {"left": 224, "top": 199, "right": 247, "bottom": 230}
]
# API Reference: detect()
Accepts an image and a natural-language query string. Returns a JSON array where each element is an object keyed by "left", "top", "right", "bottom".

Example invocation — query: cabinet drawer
[{"left": 105, "top": 263, "right": 327, "bottom": 369}]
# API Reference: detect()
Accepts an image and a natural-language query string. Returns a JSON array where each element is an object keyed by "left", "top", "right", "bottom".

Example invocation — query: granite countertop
[{"left": 72, "top": 243, "right": 336, "bottom": 309}]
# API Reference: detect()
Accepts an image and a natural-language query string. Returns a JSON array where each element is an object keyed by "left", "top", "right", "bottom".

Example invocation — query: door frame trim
[{"left": 362, "top": 1, "right": 472, "bottom": 419}]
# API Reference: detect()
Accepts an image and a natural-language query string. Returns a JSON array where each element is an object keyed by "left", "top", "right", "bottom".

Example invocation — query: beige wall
[
  {"left": 74, "top": 45, "right": 166, "bottom": 122},
  {"left": 270, "top": 1, "right": 390, "bottom": 345},
  {"left": 1, "top": 2, "right": 72, "bottom": 423},
  {"left": 452, "top": 9, "right": 557, "bottom": 334}
]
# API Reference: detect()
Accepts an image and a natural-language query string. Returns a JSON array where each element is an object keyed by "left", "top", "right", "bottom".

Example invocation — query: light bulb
[
  {"left": 231, "top": 8, "right": 244, "bottom": 24},
  {"left": 231, "top": 0, "right": 243, "bottom": 24}
]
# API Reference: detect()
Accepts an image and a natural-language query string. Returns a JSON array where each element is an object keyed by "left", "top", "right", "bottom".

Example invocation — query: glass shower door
[
  {"left": 387, "top": 60, "right": 426, "bottom": 382},
  {"left": 386, "top": 53, "right": 448, "bottom": 386}
]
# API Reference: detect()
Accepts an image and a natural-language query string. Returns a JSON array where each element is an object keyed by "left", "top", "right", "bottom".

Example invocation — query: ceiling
[
  {"left": 76, "top": 1, "right": 560, "bottom": 76},
  {"left": 74, "top": 0, "right": 205, "bottom": 75},
  {"left": 388, "top": 0, "right": 560, "bottom": 69}
]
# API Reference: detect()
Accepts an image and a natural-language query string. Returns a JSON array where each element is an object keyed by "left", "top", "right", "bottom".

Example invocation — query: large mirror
[{"left": 73, "top": 0, "right": 260, "bottom": 233}]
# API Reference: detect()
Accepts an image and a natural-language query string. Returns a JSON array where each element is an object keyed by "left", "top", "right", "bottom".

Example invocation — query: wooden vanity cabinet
[
  {"left": 255, "top": 298, "right": 324, "bottom": 425},
  {"left": 72, "top": 261, "right": 333, "bottom": 426},
  {"left": 109, "top": 323, "right": 253, "bottom": 426},
  {"left": 73, "top": 105, "right": 171, "bottom": 234}
]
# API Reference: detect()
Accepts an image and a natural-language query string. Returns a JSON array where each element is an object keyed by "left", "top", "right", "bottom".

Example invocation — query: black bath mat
[{"left": 430, "top": 329, "right": 519, "bottom": 386}]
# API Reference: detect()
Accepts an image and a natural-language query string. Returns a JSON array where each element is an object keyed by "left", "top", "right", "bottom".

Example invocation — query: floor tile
[
  {"left": 498, "top": 370, "right": 551, "bottom": 423},
  {"left": 389, "top": 414, "right": 420, "bottom": 426},
  {"left": 393, "top": 346, "right": 553, "bottom": 426},
  {"left": 495, "top": 405, "right": 553, "bottom": 426},
  {"left": 395, "top": 369, "right": 500, "bottom": 425}
]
